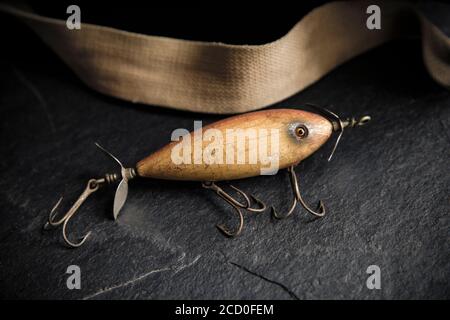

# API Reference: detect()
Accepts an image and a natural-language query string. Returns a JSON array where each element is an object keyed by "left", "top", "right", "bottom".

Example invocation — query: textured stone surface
[{"left": 0, "top": 8, "right": 449, "bottom": 300}]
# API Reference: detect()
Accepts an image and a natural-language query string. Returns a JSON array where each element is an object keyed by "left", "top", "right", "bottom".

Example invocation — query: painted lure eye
[{"left": 294, "top": 125, "right": 308, "bottom": 139}]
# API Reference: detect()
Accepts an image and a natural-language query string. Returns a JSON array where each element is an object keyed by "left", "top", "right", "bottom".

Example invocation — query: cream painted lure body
[{"left": 137, "top": 109, "right": 333, "bottom": 181}]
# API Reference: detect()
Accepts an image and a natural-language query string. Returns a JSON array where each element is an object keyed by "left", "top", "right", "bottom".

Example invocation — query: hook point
[
  {"left": 271, "top": 206, "right": 282, "bottom": 220},
  {"left": 64, "top": 230, "right": 92, "bottom": 248},
  {"left": 247, "top": 195, "right": 267, "bottom": 213},
  {"left": 216, "top": 223, "right": 242, "bottom": 238}
]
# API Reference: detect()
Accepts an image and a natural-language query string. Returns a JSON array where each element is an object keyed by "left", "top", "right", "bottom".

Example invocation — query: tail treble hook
[
  {"left": 44, "top": 178, "right": 103, "bottom": 248},
  {"left": 44, "top": 143, "right": 136, "bottom": 248},
  {"left": 271, "top": 165, "right": 325, "bottom": 219},
  {"left": 202, "top": 181, "right": 266, "bottom": 237}
]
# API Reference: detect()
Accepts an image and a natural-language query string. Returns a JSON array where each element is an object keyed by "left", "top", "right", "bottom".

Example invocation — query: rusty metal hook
[
  {"left": 44, "top": 143, "right": 136, "bottom": 248},
  {"left": 271, "top": 165, "right": 325, "bottom": 219},
  {"left": 44, "top": 179, "right": 102, "bottom": 248},
  {"left": 202, "top": 181, "right": 266, "bottom": 237}
]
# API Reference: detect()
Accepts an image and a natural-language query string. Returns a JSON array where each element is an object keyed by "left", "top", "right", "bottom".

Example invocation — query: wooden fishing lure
[
  {"left": 137, "top": 109, "right": 332, "bottom": 181},
  {"left": 45, "top": 105, "right": 370, "bottom": 247}
]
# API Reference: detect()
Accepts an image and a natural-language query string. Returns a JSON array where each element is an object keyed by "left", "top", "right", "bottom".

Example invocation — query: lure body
[{"left": 137, "top": 109, "right": 332, "bottom": 181}]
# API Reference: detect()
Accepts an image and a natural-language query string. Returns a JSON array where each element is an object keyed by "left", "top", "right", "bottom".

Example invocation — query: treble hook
[
  {"left": 44, "top": 178, "right": 103, "bottom": 248},
  {"left": 272, "top": 165, "right": 325, "bottom": 219},
  {"left": 44, "top": 142, "right": 135, "bottom": 248},
  {"left": 202, "top": 181, "right": 266, "bottom": 237}
]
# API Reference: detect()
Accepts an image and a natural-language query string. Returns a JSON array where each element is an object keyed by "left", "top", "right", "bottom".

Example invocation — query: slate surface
[{"left": 0, "top": 7, "right": 449, "bottom": 300}]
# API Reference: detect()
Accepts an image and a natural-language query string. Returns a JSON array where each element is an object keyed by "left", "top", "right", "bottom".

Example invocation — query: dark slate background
[{"left": 0, "top": 2, "right": 449, "bottom": 299}]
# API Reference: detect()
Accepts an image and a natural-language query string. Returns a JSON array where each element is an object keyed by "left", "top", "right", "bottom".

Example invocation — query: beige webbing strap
[{"left": 1, "top": 1, "right": 449, "bottom": 114}]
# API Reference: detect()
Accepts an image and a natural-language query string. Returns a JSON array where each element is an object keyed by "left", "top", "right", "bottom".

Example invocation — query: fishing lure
[{"left": 44, "top": 105, "right": 370, "bottom": 247}]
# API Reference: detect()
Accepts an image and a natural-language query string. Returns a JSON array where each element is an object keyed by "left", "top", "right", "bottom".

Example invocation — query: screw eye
[{"left": 294, "top": 125, "right": 308, "bottom": 139}]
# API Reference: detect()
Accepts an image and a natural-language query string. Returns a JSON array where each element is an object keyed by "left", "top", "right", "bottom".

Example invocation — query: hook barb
[{"left": 215, "top": 204, "right": 244, "bottom": 237}]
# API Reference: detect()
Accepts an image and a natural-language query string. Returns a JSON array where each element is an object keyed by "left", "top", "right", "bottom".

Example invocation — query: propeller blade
[{"left": 113, "top": 179, "right": 128, "bottom": 220}]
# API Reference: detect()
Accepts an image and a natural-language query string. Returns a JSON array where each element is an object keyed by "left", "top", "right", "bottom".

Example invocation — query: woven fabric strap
[{"left": 1, "top": 1, "right": 449, "bottom": 114}]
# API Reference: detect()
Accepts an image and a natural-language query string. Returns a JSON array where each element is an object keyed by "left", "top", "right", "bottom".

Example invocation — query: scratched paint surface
[{"left": 0, "top": 17, "right": 449, "bottom": 299}]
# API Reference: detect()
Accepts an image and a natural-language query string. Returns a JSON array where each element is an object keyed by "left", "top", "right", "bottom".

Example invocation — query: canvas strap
[{"left": 1, "top": 1, "right": 449, "bottom": 114}]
